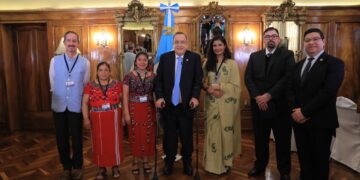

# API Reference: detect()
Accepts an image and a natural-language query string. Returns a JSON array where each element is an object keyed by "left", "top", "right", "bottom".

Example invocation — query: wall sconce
[
  {"left": 94, "top": 30, "right": 112, "bottom": 48},
  {"left": 237, "top": 27, "right": 256, "bottom": 46}
]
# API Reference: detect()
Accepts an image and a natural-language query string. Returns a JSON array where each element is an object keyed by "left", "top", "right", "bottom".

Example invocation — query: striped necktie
[{"left": 301, "top": 57, "right": 314, "bottom": 83}]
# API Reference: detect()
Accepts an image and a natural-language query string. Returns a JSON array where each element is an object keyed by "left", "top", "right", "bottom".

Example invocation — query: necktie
[
  {"left": 172, "top": 56, "right": 183, "bottom": 106},
  {"left": 265, "top": 53, "right": 272, "bottom": 71},
  {"left": 266, "top": 53, "right": 272, "bottom": 58},
  {"left": 301, "top": 57, "right": 314, "bottom": 83}
]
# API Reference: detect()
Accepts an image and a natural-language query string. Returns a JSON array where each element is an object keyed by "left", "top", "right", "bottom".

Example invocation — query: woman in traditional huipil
[
  {"left": 202, "top": 36, "right": 242, "bottom": 175},
  {"left": 82, "top": 62, "right": 123, "bottom": 179},
  {"left": 123, "top": 52, "right": 156, "bottom": 175}
]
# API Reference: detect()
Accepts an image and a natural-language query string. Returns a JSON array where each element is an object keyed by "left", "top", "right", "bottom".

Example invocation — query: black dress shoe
[
  {"left": 280, "top": 173, "right": 291, "bottom": 180},
  {"left": 247, "top": 167, "right": 265, "bottom": 177},
  {"left": 183, "top": 163, "right": 193, "bottom": 176},
  {"left": 163, "top": 164, "right": 173, "bottom": 175}
]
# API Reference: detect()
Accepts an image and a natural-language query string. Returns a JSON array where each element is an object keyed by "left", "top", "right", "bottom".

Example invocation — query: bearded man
[{"left": 245, "top": 27, "right": 295, "bottom": 180}]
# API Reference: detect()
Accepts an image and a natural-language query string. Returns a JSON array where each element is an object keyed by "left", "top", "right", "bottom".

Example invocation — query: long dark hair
[{"left": 205, "top": 36, "right": 232, "bottom": 72}]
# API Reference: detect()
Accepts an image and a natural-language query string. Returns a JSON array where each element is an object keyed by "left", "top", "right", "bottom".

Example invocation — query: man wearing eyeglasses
[
  {"left": 287, "top": 28, "right": 344, "bottom": 180},
  {"left": 245, "top": 27, "right": 295, "bottom": 180},
  {"left": 154, "top": 32, "right": 203, "bottom": 176},
  {"left": 49, "top": 31, "right": 90, "bottom": 180}
]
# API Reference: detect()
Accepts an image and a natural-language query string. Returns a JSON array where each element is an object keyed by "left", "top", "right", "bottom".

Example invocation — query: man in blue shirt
[{"left": 49, "top": 31, "right": 90, "bottom": 180}]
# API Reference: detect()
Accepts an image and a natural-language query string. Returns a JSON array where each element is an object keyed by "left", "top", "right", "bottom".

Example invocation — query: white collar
[
  {"left": 306, "top": 50, "right": 324, "bottom": 60},
  {"left": 266, "top": 48, "right": 276, "bottom": 55}
]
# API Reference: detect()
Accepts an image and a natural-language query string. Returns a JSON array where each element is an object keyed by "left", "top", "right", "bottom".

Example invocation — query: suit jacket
[
  {"left": 245, "top": 47, "right": 295, "bottom": 114},
  {"left": 287, "top": 52, "right": 345, "bottom": 128},
  {"left": 154, "top": 50, "right": 203, "bottom": 112}
]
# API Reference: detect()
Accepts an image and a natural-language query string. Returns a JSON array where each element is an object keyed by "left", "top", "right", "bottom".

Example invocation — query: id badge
[
  {"left": 65, "top": 79, "right": 75, "bottom": 87},
  {"left": 214, "top": 74, "right": 220, "bottom": 82},
  {"left": 101, "top": 103, "right": 111, "bottom": 110},
  {"left": 211, "top": 83, "right": 220, "bottom": 89},
  {"left": 139, "top": 96, "right": 148, "bottom": 103}
]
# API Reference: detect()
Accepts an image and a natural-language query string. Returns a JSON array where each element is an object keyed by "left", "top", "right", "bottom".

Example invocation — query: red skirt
[
  {"left": 128, "top": 102, "right": 156, "bottom": 158},
  {"left": 90, "top": 108, "right": 123, "bottom": 166}
]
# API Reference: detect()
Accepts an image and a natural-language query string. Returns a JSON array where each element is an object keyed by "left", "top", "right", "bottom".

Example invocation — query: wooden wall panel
[
  {"left": 36, "top": 27, "right": 52, "bottom": 111},
  {"left": 231, "top": 22, "right": 262, "bottom": 129},
  {"left": 15, "top": 26, "right": 40, "bottom": 112},
  {"left": 0, "top": 25, "right": 9, "bottom": 133},
  {"left": 88, "top": 24, "right": 120, "bottom": 81},
  {"left": 1, "top": 25, "right": 20, "bottom": 131},
  {"left": 334, "top": 22, "right": 360, "bottom": 100},
  {"left": 13, "top": 24, "right": 52, "bottom": 130}
]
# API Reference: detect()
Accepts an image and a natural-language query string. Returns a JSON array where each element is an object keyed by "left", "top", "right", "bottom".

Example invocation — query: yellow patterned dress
[{"left": 203, "top": 59, "right": 241, "bottom": 174}]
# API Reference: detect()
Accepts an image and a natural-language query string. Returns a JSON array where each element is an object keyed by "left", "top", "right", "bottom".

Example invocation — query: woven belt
[{"left": 91, "top": 104, "right": 119, "bottom": 112}]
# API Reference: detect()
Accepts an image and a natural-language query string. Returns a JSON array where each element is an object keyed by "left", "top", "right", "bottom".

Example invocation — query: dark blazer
[
  {"left": 154, "top": 50, "right": 203, "bottom": 111},
  {"left": 245, "top": 47, "right": 295, "bottom": 112},
  {"left": 287, "top": 52, "right": 345, "bottom": 128}
]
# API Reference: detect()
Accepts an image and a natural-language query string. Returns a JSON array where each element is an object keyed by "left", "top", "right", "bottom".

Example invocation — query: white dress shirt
[{"left": 301, "top": 50, "right": 324, "bottom": 76}]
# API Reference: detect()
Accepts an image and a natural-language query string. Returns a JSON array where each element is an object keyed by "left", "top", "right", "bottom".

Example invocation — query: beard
[
  {"left": 66, "top": 46, "right": 77, "bottom": 53},
  {"left": 267, "top": 41, "right": 276, "bottom": 49}
]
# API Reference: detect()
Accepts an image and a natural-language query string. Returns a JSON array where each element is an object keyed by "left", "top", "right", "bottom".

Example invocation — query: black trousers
[
  {"left": 162, "top": 104, "right": 194, "bottom": 165},
  {"left": 53, "top": 109, "right": 83, "bottom": 170},
  {"left": 251, "top": 102, "right": 292, "bottom": 174},
  {"left": 293, "top": 126, "right": 334, "bottom": 180}
]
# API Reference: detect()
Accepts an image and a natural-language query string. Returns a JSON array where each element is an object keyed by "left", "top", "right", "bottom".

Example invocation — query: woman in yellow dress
[{"left": 202, "top": 36, "right": 241, "bottom": 175}]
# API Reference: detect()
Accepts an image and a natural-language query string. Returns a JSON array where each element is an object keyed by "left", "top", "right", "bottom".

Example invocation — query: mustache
[{"left": 67, "top": 45, "right": 76, "bottom": 48}]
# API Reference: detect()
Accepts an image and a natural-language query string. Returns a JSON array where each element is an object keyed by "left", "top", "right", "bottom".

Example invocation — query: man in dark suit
[
  {"left": 287, "top": 28, "right": 344, "bottom": 180},
  {"left": 154, "top": 32, "right": 203, "bottom": 176},
  {"left": 245, "top": 27, "right": 295, "bottom": 180}
]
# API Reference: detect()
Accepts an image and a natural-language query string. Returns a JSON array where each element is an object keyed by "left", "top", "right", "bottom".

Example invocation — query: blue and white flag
[{"left": 154, "top": 1, "right": 179, "bottom": 65}]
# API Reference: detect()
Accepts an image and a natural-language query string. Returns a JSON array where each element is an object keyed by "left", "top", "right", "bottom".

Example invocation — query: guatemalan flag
[{"left": 154, "top": 1, "right": 179, "bottom": 65}]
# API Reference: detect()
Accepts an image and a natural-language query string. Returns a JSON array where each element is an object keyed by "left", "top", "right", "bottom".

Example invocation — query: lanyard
[
  {"left": 97, "top": 78, "right": 110, "bottom": 99},
  {"left": 215, "top": 59, "right": 225, "bottom": 80},
  {"left": 136, "top": 71, "right": 147, "bottom": 94},
  {"left": 64, "top": 54, "right": 79, "bottom": 77}
]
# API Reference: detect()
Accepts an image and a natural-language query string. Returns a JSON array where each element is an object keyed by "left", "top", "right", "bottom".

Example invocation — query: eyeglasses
[
  {"left": 174, "top": 40, "right": 187, "bottom": 45},
  {"left": 304, "top": 37, "right": 322, "bottom": 43},
  {"left": 64, "top": 39, "right": 79, "bottom": 43},
  {"left": 264, "top": 35, "right": 279, "bottom": 39}
]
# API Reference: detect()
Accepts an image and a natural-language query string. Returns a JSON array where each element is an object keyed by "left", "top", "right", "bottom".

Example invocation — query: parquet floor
[{"left": 0, "top": 130, "right": 359, "bottom": 180}]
